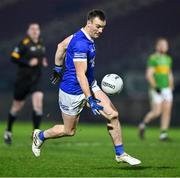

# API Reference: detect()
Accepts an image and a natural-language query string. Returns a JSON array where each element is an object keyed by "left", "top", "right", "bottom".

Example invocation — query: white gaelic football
[{"left": 101, "top": 74, "right": 123, "bottom": 95}]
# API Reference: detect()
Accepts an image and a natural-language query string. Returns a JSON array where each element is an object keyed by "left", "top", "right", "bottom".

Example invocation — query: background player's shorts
[
  {"left": 59, "top": 80, "right": 101, "bottom": 115},
  {"left": 150, "top": 87, "right": 173, "bottom": 104}
]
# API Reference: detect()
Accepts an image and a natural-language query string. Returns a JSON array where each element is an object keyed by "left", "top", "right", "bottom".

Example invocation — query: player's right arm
[
  {"left": 146, "top": 55, "right": 160, "bottom": 92},
  {"left": 55, "top": 36, "right": 72, "bottom": 66},
  {"left": 146, "top": 67, "right": 156, "bottom": 88},
  {"left": 51, "top": 35, "right": 72, "bottom": 84}
]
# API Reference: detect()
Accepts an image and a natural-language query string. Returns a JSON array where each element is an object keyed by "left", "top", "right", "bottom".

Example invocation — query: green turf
[{"left": 0, "top": 122, "right": 180, "bottom": 177}]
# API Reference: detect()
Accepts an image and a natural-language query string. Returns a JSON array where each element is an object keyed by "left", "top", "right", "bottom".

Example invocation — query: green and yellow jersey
[{"left": 147, "top": 53, "right": 172, "bottom": 89}]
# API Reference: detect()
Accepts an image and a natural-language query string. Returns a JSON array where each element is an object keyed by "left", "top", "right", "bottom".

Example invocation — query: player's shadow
[
  {"left": 118, "top": 166, "right": 177, "bottom": 170},
  {"left": 95, "top": 166, "right": 177, "bottom": 170}
]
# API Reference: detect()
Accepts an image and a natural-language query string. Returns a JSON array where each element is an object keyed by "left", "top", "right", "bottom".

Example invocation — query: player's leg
[
  {"left": 95, "top": 91, "right": 122, "bottom": 143},
  {"left": 159, "top": 100, "right": 172, "bottom": 140},
  {"left": 4, "top": 100, "right": 25, "bottom": 144},
  {"left": 31, "top": 91, "right": 44, "bottom": 129},
  {"left": 94, "top": 90, "right": 141, "bottom": 165},
  {"left": 142, "top": 102, "right": 162, "bottom": 124},
  {"left": 4, "top": 72, "right": 32, "bottom": 144},
  {"left": 139, "top": 90, "right": 162, "bottom": 139},
  {"left": 8, "top": 100, "right": 25, "bottom": 131},
  {"left": 32, "top": 89, "right": 84, "bottom": 157},
  {"left": 32, "top": 113, "right": 79, "bottom": 157},
  {"left": 6, "top": 79, "right": 28, "bottom": 132},
  {"left": 161, "top": 101, "right": 172, "bottom": 131},
  {"left": 159, "top": 89, "right": 173, "bottom": 140},
  {"left": 42, "top": 113, "right": 79, "bottom": 139}
]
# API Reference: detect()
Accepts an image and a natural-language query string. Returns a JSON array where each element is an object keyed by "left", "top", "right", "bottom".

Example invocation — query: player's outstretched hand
[
  {"left": 50, "top": 65, "right": 63, "bottom": 84},
  {"left": 87, "top": 96, "right": 103, "bottom": 115}
]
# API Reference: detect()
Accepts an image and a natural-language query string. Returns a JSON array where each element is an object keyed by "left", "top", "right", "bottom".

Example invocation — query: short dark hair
[{"left": 87, "top": 9, "right": 106, "bottom": 21}]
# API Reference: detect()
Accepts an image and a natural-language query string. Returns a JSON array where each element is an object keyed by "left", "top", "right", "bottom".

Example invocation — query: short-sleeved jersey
[
  {"left": 60, "top": 28, "right": 96, "bottom": 95},
  {"left": 147, "top": 53, "right": 172, "bottom": 89}
]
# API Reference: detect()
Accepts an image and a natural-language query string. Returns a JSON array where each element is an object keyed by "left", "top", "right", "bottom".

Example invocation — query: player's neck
[
  {"left": 156, "top": 51, "right": 166, "bottom": 55},
  {"left": 83, "top": 26, "right": 93, "bottom": 40}
]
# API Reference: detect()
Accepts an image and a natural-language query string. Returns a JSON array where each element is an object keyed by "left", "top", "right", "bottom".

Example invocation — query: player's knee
[
  {"left": 33, "top": 96, "right": 43, "bottom": 112},
  {"left": 34, "top": 107, "right": 43, "bottom": 114},
  {"left": 114, "top": 111, "right": 119, "bottom": 118},
  {"left": 33, "top": 102, "right": 43, "bottom": 113},
  {"left": 107, "top": 110, "right": 119, "bottom": 120},
  {"left": 64, "top": 129, "right": 76, "bottom": 136},
  {"left": 33, "top": 110, "right": 43, "bottom": 117},
  {"left": 153, "top": 110, "right": 161, "bottom": 117},
  {"left": 11, "top": 102, "right": 23, "bottom": 113},
  {"left": 11, "top": 106, "right": 20, "bottom": 114}
]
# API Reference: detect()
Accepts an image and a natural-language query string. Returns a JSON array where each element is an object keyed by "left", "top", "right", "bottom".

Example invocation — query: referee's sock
[
  {"left": 32, "top": 110, "right": 42, "bottom": 130},
  {"left": 7, "top": 112, "right": 17, "bottom": 132}
]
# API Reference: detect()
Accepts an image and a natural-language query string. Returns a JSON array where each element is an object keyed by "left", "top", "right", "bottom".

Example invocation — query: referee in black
[{"left": 4, "top": 23, "right": 48, "bottom": 144}]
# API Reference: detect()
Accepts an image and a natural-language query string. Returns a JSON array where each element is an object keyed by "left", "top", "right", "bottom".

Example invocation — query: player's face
[
  {"left": 156, "top": 40, "right": 169, "bottom": 54},
  {"left": 88, "top": 17, "right": 106, "bottom": 39},
  {"left": 27, "top": 24, "right": 40, "bottom": 40}
]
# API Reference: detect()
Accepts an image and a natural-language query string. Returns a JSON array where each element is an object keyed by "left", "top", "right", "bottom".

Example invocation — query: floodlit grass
[{"left": 0, "top": 122, "right": 179, "bottom": 177}]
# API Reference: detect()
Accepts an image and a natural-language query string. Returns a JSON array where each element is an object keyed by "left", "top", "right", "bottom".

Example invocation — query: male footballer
[
  {"left": 139, "top": 38, "right": 174, "bottom": 140},
  {"left": 32, "top": 9, "right": 141, "bottom": 166}
]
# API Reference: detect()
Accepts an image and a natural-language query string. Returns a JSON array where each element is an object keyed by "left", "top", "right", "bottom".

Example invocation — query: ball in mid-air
[{"left": 101, "top": 74, "right": 123, "bottom": 95}]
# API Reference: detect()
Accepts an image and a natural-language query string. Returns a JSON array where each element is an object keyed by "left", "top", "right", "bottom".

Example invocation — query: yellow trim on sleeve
[
  {"left": 11, "top": 52, "right": 20, "bottom": 59},
  {"left": 22, "top": 38, "right": 30, "bottom": 45}
]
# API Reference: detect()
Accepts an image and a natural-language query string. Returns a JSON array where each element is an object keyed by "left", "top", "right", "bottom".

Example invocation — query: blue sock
[
  {"left": 115, "top": 144, "right": 124, "bottom": 156},
  {"left": 39, "top": 131, "right": 45, "bottom": 141}
]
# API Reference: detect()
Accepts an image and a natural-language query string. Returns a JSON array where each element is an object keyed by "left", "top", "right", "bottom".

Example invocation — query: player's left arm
[
  {"left": 73, "top": 40, "right": 103, "bottom": 115},
  {"left": 74, "top": 61, "right": 91, "bottom": 98},
  {"left": 168, "top": 56, "right": 174, "bottom": 90},
  {"left": 169, "top": 69, "right": 174, "bottom": 90},
  {"left": 74, "top": 61, "right": 103, "bottom": 115}
]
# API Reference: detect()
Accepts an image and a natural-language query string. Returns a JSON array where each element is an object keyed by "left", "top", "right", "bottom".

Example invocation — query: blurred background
[{"left": 0, "top": 0, "right": 180, "bottom": 126}]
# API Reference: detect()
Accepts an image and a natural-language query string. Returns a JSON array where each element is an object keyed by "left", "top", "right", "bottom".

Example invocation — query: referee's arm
[{"left": 11, "top": 40, "right": 28, "bottom": 66}]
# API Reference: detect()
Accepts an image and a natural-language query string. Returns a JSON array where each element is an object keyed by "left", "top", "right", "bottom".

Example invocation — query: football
[{"left": 101, "top": 74, "right": 123, "bottom": 95}]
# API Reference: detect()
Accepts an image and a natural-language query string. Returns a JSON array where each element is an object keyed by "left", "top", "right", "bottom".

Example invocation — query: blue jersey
[{"left": 60, "top": 28, "right": 96, "bottom": 95}]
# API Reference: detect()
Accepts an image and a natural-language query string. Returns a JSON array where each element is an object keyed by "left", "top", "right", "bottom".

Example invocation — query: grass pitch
[{"left": 0, "top": 122, "right": 180, "bottom": 177}]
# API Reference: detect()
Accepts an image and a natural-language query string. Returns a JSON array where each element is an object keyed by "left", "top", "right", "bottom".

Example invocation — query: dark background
[{"left": 0, "top": 0, "right": 180, "bottom": 126}]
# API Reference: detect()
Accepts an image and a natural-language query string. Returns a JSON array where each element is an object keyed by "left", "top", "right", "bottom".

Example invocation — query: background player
[
  {"left": 32, "top": 9, "right": 141, "bottom": 166},
  {"left": 4, "top": 23, "right": 48, "bottom": 144},
  {"left": 139, "top": 38, "right": 174, "bottom": 140}
]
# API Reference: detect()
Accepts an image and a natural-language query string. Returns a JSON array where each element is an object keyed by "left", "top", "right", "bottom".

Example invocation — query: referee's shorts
[{"left": 13, "top": 74, "right": 43, "bottom": 101}]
